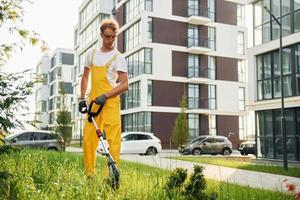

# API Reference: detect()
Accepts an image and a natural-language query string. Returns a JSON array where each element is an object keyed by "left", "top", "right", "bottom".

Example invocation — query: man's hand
[
  {"left": 78, "top": 99, "right": 88, "bottom": 114},
  {"left": 95, "top": 94, "right": 107, "bottom": 106}
]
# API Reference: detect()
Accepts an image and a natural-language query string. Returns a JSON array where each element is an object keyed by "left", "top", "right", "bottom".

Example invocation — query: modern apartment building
[
  {"left": 72, "top": 0, "right": 112, "bottom": 139},
  {"left": 34, "top": 48, "right": 75, "bottom": 130},
  {"left": 48, "top": 48, "right": 75, "bottom": 129},
  {"left": 114, "top": 0, "right": 249, "bottom": 149},
  {"left": 35, "top": 54, "right": 50, "bottom": 130},
  {"left": 247, "top": 0, "right": 300, "bottom": 161}
]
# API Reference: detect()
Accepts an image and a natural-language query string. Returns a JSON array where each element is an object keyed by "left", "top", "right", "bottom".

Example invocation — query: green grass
[
  {"left": 169, "top": 156, "right": 300, "bottom": 178},
  {"left": 0, "top": 150, "right": 294, "bottom": 200}
]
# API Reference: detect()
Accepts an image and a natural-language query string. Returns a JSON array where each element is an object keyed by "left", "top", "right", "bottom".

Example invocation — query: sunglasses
[{"left": 102, "top": 33, "right": 117, "bottom": 39}]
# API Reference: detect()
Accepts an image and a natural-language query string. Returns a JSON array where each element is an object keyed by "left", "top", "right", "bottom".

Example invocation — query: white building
[
  {"left": 114, "top": 0, "right": 250, "bottom": 149},
  {"left": 72, "top": 0, "right": 113, "bottom": 139},
  {"left": 35, "top": 54, "right": 50, "bottom": 130},
  {"left": 48, "top": 48, "right": 75, "bottom": 129}
]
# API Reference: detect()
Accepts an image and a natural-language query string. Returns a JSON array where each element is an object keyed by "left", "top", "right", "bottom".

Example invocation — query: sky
[{"left": 2, "top": 0, "right": 83, "bottom": 131}]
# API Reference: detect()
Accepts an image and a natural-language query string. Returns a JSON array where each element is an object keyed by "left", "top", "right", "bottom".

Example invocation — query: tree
[
  {"left": 0, "top": 0, "right": 49, "bottom": 132},
  {"left": 171, "top": 95, "right": 189, "bottom": 148},
  {"left": 55, "top": 85, "right": 73, "bottom": 147}
]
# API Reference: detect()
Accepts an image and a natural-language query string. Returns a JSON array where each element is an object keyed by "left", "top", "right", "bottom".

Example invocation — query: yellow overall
[{"left": 83, "top": 50, "right": 121, "bottom": 177}]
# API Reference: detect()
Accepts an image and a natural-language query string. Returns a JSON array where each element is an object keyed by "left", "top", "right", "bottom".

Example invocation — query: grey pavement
[{"left": 66, "top": 147, "right": 300, "bottom": 193}]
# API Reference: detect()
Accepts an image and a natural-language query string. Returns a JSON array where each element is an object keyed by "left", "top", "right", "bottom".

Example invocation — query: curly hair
[{"left": 100, "top": 18, "right": 119, "bottom": 34}]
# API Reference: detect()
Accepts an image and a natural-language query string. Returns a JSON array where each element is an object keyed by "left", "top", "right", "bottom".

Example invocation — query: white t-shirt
[{"left": 84, "top": 49, "right": 127, "bottom": 87}]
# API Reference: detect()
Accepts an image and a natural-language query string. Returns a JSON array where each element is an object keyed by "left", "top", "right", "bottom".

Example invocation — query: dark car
[
  {"left": 179, "top": 135, "right": 232, "bottom": 155},
  {"left": 4, "top": 130, "right": 65, "bottom": 151},
  {"left": 238, "top": 141, "right": 256, "bottom": 155}
]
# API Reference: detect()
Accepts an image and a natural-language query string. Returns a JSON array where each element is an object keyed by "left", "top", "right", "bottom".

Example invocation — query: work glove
[
  {"left": 95, "top": 94, "right": 107, "bottom": 106},
  {"left": 78, "top": 99, "right": 88, "bottom": 114}
]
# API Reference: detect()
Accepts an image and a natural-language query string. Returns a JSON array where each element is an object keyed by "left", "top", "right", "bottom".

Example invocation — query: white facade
[
  {"left": 48, "top": 48, "right": 75, "bottom": 128},
  {"left": 116, "top": 0, "right": 252, "bottom": 147},
  {"left": 72, "top": 0, "right": 113, "bottom": 139},
  {"left": 35, "top": 54, "right": 50, "bottom": 130}
]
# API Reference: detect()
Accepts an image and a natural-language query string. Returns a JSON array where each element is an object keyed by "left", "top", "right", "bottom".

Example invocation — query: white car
[{"left": 97, "top": 132, "right": 162, "bottom": 155}]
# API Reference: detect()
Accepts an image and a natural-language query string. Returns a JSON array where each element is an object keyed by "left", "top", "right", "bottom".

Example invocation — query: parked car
[
  {"left": 97, "top": 132, "right": 162, "bottom": 155},
  {"left": 238, "top": 141, "right": 256, "bottom": 155},
  {"left": 4, "top": 130, "right": 65, "bottom": 151},
  {"left": 179, "top": 135, "right": 232, "bottom": 155}
]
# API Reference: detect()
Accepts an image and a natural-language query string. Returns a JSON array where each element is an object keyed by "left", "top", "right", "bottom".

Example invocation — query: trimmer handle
[{"left": 87, "top": 100, "right": 103, "bottom": 122}]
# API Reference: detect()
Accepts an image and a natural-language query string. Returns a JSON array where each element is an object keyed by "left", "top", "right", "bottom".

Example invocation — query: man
[{"left": 78, "top": 19, "right": 128, "bottom": 177}]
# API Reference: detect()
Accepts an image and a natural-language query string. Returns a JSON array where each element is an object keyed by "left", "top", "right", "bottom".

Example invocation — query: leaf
[{"left": 29, "top": 37, "right": 38, "bottom": 46}]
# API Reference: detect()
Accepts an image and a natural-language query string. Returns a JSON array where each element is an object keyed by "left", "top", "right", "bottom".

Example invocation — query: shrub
[{"left": 165, "top": 168, "right": 187, "bottom": 190}]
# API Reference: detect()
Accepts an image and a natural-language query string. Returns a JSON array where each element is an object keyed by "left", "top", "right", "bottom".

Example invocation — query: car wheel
[
  {"left": 146, "top": 147, "right": 157, "bottom": 156},
  {"left": 223, "top": 148, "right": 231, "bottom": 156},
  {"left": 48, "top": 147, "right": 58, "bottom": 151},
  {"left": 193, "top": 148, "right": 202, "bottom": 155}
]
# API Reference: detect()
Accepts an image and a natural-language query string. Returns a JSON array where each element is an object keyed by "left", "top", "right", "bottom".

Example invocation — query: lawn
[
  {"left": 0, "top": 149, "right": 294, "bottom": 200},
  {"left": 169, "top": 156, "right": 300, "bottom": 178}
]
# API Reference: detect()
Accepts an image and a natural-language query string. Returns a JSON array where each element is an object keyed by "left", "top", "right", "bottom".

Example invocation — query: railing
[
  {"left": 188, "top": 36, "right": 215, "bottom": 49},
  {"left": 188, "top": 67, "right": 215, "bottom": 79}
]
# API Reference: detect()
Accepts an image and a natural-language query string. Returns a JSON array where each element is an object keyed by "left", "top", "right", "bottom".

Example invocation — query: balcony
[
  {"left": 187, "top": 6, "right": 212, "bottom": 25},
  {"left": 187, "top": 67, "right": 215, "bottom": 83},
  {"left": 187, "top": 36, "right": 214, "bottom": 54}
]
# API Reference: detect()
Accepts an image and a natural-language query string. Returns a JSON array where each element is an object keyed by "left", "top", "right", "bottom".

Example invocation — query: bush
[
  {"left": 165, "top": 168, "right": 187, "bottom": 190},
  {"left": 164, "top": 165, "right": 218, "bottom": 200}
]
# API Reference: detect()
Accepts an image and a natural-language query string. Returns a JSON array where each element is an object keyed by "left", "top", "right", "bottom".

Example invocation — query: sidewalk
[
  {"left": 66, "top": 147, "right": 300, "bottom": 192},
  {"left": 121, "top": 153, "right": 300, "bottom": 193}
]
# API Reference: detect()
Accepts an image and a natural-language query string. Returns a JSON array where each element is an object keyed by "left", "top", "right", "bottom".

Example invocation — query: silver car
[
  {"left": 4, "top": 130, "right": 65, "bottom": 151},
  {"left": 179, "top": 135, "right": 232, "bottom": 155}
]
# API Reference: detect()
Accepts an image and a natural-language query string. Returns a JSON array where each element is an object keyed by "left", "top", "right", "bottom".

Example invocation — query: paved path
[{"left": 66, "top": 147, "right": 300, "bottom": 192}]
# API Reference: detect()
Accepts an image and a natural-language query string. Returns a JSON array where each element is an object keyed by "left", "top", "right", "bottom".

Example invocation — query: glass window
[
  {"left": 208, "top": 85, "right": 216, "bottom": 109},
  {"left": 209, "top": 115, "right": 216, "bottom": 136},
  {"left": 282, "top": 15, "right": 291, "bottom": 37},
  {"left": 121, "top": 81, "right": 140, "bottom": 109},
  {"left": 147, "top": 80, "right": 152, "bottom": 106},
  {"left": 295, "top": 10, "right": 300, "bottom": 33},
  {"left": 208, "top": 27, "right": 216, "bottom": 50},
  {"left": 238, "top": 60, "right": 246, "bottom": 82},
  {"left": 124, "top": 21, "right": 141, "bottom": 51},
  {"left": 239, "top": 116, "right": 248, "bottom": 140},
  {"left": 126, "top": 48, "right": 152, "bottom": 78},
  {"left": 238, "top": 31, "right": 244, "bottom": 54},
  {"left": 208, "top": 56, "right": 216, "bottom": 80},
  {"left": 188, "top": 84, "right": 199, "bottom": 109},
  {"left": 239, "top": 87, "right": 245, "bottom": 111},
  {"left": 237, "top": 4, "right": 245, "bottom": 26},
  {"left": 262, "top": 22, "right": 271, "bottom": 43},
  {"left": 188, "top": 54, "right": 199, "bottom": 78},
  {"left": 188, "top": 25, "right": 198, "bottom": 47},
  {"left": 188, "top": 114, "right": 199, "bottom": 140}
]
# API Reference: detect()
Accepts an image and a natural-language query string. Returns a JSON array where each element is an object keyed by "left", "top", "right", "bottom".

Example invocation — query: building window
[
  {"left": 147, "top": 80, "right": 152, "bottom": 106},
  {"left": 188, "top": 0, "right": 199, "bottom": 16},
  {"left": 239, "top": 116, "right": 248, "bottom": 140},
  {"left": 60, "top": 53, "right": 74, "bottom": 65},
  {"left": 188, "top": 24, "right": 198, "bottom": 47},
  {"left": 126, "top": 48, "right": 152, "bottom": 78},
  {"left": 208, "top": 56, "right": 216, "bottom": 80},
  {"left": 238, "top": 31, "right": 244, "bottom": 54},
  {"left": 122, "top": 81, "right": 140, "bottom": 109},
  {"left": 122, "top": 112, "right": 152, "bottom": 132},
  {"left": 208, "top": 85, "right": 216, "bottom": 109},
  {"left": 208, "top": 0, "right": 215, "bottom": 21},
  {"left": 254, "top": 0, "right": 294, "bottom": 46},
  {"left": 296, "top": 44, "right": 300, "bottom": 95},
  {"left": 256, "top": 108, "right": 300, "bottom": 161},
  {"left": 42, "top": 73, "right": 48, "bottom": 85},
  {"left": 124, "top": 21, "right": 142, "bottom": 52},
  {"left": 209, "top": 115, "right": 216, "bottom": 136},
  {"left": 148, "top": 17, "right": 153, "bottom": 42},
  {"left": 188, "top": 114, "right": 199, "bottom": 140},
  {"left": 239, "top": 87, "right": 245, "bottom": 111},
  {"left": 188, "top": 54, "right": 199, "bottom": 78},
  {"left": 238, "top": 60, "right": 246, "bottom": 82},
  {"left": 237, "top": 4, "right": 245, "bottom": 27},
  {"left": 295, "top": 0, "right": 300, "bottom": 32},
  {"left": 125, "top": 0, "right": 153, "bottom": 24},
  {"left": 41, "top": 100, "right": 47, "bottom": 112},
  {"left": 79, "top": 0, "right": 101, "bottom": 28},
  {"left": 208, "top": 26, "right": 216, "bottom": 50},
  {"left": 188, "top": 84, "right": 199, "bottom": 109},
  {"left": 256, "top": 45, "right": 298, "bottom": 101}
]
